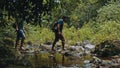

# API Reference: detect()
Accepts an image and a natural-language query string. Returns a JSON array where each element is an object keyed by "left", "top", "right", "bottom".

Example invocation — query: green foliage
[
  {"left": 50, "top": 0, "right": 119, "bottom": 28},
  {"left": 0, "top": 11, "right": 11, "bottom": 27},
  {"left": 92, "top": 21, "right": 120, "bottom": 44},
  {"left": 97, "top": 3, "right": 120, "bottom": 23},
  {"left": 77, "top": 23, "right": 94, "bottom": 42},
  {"left": 55, "top": 0, "right": 104, "bottom": 28},
  {"left": 0, "top": 0, "right": 57, "bottom": 26},
  {"left": 0, "top": 0, "right": 120, "bottom": 46},
  {"left": 24, "top": 20, "right": 120, "bottom": 45},
  {"left": 25, "top": 24, "right": 54, "bottom": 44},
  {"left": 63, "top": 26, "right": 78, "bottom": 45},
  {"left": 62, "top": 21, "right": 120, "bottom": 45}
]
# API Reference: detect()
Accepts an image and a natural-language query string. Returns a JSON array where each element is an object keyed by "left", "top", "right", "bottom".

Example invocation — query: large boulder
[{"left": 93, "top": 40, "right": 120, "bottom": 57}]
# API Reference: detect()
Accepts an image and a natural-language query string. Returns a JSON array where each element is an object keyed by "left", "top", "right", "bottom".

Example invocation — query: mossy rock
[{"left": 93, "top": 40, "right": 120, "bottom": 57}]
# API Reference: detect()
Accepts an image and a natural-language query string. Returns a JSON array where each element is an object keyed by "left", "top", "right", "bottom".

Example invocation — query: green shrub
[
  {"left": 24, "top": 21, "right": 120, "bottom": 46},
  {"left": 26, "top": 25, "right": 54, "bottom": 44},
  {"left": 91, "top": 21, "right": 120, "bottom": 44}
]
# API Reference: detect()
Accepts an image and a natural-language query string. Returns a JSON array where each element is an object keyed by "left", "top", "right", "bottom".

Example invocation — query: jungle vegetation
[{"left": 0, "top": 0, "right": 120, "bottom": 45}]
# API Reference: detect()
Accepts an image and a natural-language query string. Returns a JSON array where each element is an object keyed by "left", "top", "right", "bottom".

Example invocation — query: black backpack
[{"left": 51, "top": 22, "right": 58, "bottom": 32}]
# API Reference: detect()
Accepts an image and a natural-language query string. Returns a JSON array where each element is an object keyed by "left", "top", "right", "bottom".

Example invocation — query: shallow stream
[{"left": 6, "top": 51, "right": 92, "bottom": 68}]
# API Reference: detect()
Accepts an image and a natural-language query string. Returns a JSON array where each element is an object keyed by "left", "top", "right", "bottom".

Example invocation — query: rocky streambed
[{"left": 0, "top": 40, "right": 120, "bottom": 68}]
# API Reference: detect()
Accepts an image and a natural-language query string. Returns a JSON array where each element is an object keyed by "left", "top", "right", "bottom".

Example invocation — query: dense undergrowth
[
  {"left": 0, "top": 20, "right": 120, "bottom": 46},
  {"left": 24, "top": 21, "right": 120, "bottom": 45}
]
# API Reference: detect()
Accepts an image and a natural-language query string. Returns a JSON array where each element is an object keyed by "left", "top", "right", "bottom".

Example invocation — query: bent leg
[
  {"left": 20, "top": 38, "right": 25, "bottom": 49},
  {"left": 52, "top": 40, "right": 57, "bottom": 51},
  {"left": 52, "top": 33, "right": 59, "bottom": 51}
]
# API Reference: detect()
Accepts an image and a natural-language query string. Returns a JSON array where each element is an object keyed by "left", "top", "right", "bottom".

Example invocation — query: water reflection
[
  {"left": 34, "top": 54, "right": 39, "bottom": 68},
  {"left": 48, "top": 53, "right": 82, "bottom": 68},
  {"left": 14, "top": 54, "right": 33, "bottom": 68},
  {"left": 62, "top": 54, "right": 65, "bottom": 66},
  {"left": 7, "top": 52, "right": 84, "bottom": 68},
  {"left": 49, "top": 53, "right": 65, "bottom": 68}
]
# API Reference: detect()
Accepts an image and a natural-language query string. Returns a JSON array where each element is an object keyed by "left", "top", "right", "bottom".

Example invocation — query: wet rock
[
  {"left": 92, "top": 56, "right": 102, "bottom": 64},
  {"left": 84, "top": 60, "right": 94, "bottom": 68},
  {"left": 24, "top": 44, "right": 42, "bottom": 53},
  {"left": 64, "top": 52, "right": 72, "bottom": 56},
  {"left": 44, "top": 41, "right": 52, "bottom": 45},
  {"left": 67, "top": 46, "right": 86, "bottom": 57},
  {"left": 40, "top": 44, "right": 52, "bottom": 51},
  {"left": 84, "top": 63, "right": 92, "bottom": 68},
  {"left": 84, "top": 60, "right": 90, "bottom": 64},
  {"left": 75, "top": 42, "right": 81, "bottom": 46},
  {"left": 82, "top": 40, "right": 90, "bottom": 45},
  {"left": 83, "top": 44, "right": 95, "bottom": 54},
  {"left": 80, "top": 40, "right": 95, "bottom": 55},
  {"left": 93, "top": 40, "right": 120, "bottom": 57},
  {"left": 69, "top": 46, "right": 76, "bottom": 51},
  {"left": 69, "top": 46, "right": 85, "bottom": 52},
  {"left": 84, "top": 44, "right": 95, "bottom": 50},
  {"left": 90, "top": 56, "right": 120, "bottom": 68},
  {"left": 101, "top": 60, "right": 112, "bottom": 66},
  {"left": 79, "top": 52, "right": 85, "bottom": 57}
]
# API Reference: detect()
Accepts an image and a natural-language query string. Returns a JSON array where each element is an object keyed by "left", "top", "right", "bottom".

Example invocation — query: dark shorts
[
  {"left": 17, "top": 29, "right": 25, "bottom": 40},
  {"left": 54, "top": 33, "right": 65, "bottom": 42}
]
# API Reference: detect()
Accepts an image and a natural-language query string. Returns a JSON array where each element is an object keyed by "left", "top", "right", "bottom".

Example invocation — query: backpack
[{"left": 51, "top": 22, "right": 58, "bottom": 32}]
